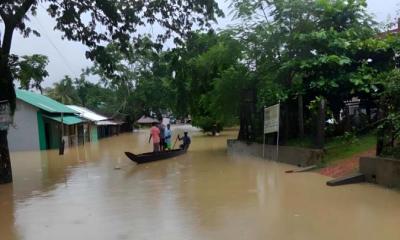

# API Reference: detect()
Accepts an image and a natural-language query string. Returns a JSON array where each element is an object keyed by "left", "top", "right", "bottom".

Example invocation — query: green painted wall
[
  {"left": 37, "top": 111, "right": 47, "bottom": 150},
  {"left": 90, "top": 124, "right": 98, "bottom": 142},
  {"left": 47, "top": 121, "right": 61, "bottom": 149}
]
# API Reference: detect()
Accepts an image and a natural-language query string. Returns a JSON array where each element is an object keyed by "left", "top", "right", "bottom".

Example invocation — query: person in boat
[
  {"left": 149, "top": 122, "right": 160, "bottom": 152},
  {"left": 178, "top": 131, "right": 191, "bottom": 150},
  {"left": 157, "top": 118, "right": 166, "bottom": 151},
  {"left": 164, "top": 124, "right": 172, "bottom": 150}
]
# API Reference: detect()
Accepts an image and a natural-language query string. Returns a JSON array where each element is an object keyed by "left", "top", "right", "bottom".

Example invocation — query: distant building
[
  {"left": 136, "top": 115, "right": 159, "bottom": 126},
  {"left": 67, "top": 105, "right": 106, "bottom": 142},
  {"left": 96, "top": 120, "right": 122, "bottom": 138},
  {"left": 8, "top": 90, "right": 86, "bottom": 151},
  {"left": 381, "top": 19, "right": 400, "bottom": 68},
  {"left": 67, "top": 105, "right": 122, "bottom": 140},
  {"left": 379, "top": 18, "right": 400, "bottom": 37}
]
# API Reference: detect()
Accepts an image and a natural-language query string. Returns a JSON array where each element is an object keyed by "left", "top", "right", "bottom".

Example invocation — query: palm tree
[{"left": 45, "top": 75, "right": 80, "bottom": 104}]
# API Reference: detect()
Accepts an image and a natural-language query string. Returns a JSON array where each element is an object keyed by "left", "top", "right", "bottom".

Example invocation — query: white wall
[{"left": 8, "top": 100, "right": 40, "bottom": 152}]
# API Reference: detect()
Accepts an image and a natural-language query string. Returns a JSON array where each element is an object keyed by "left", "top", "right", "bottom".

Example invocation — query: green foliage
[
  {"left": 210, "top": 65, "right": 249, "bottom": 125},
  {"left": 323, "top": 132, "right": 376, "bottom": 163},
  {"left": 378, "top": 69, "right": 400, "bottom": 110},
  {"left": 5, "top": 0, "right": 400, "bottom": 145},
  {"left": 1, "top": 0, "right": 222, "bottom": 54},
  {"left": 15, "top": 54, "right": 49, "bottom": 93},
  {"left": 228, "top": 0, "right": 396, "bottom": 143},
  {"left": 376, "top": 69, "right": 400, "bottom": 157},
  {"left": 132, "top": 74, "right": 174, "bottom": 118},
  {"left": 167, "top": 31, "right": 247, "bottom": 130},
  {"left": 0, "top": 0, "right": 220, "bottom": 183},
  {"left": 89, "top": 41, "right": 175, "bottom": 119},
  {"left": 72, "top": 72, "right": 116, "bottom": 114},
  {"left": 192, "top": 116, "right": 222, "bottom": 133},
  {"left": 287, "top": 131, "right": 376, "bottom": 164},
  {"left": 339, "top": 131, "right": 360, "bottom": 145},
  {"left": 45, "top": 75, "right": 80, "bottom": 105},
  {"left": 0, "top": 0, "right": 223, "bottom": 116}
]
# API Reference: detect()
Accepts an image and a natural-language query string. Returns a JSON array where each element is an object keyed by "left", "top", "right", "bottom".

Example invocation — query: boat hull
[{"left": 125, "top": 149, "right": 187, "bottom": 164}]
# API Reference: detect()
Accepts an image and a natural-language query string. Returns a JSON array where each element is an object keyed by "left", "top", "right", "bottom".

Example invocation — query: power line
[{"left": 32, "top": 7, "right": 76, "bottom": 76}]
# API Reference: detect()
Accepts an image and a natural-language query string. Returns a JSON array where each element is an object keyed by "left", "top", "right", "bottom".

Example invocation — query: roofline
[
  {"left": 66, "top": 105, "right": 109, "bottom": 121},
  {"left": 379, "top": 18, "right": 400, "bottom": 37},
  {"left": 16, "top": 96, "right": 77, "bottom": 114}
]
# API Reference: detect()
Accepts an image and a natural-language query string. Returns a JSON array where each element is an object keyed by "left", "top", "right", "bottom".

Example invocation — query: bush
[{"left": 192, "top": 116, "right": 223, "bottom": 133}]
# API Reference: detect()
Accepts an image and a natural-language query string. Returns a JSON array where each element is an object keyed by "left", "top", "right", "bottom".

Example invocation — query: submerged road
[{"left": 1, "top": 126, "right": 400, "bottom": 240}]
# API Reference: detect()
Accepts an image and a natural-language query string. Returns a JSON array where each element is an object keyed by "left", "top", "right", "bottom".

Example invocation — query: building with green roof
[{"left": 8, "top": 89, "right": 86, "bottom": 151}]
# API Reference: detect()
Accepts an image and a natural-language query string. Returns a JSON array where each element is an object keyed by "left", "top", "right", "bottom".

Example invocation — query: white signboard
[{"left": 264, "top": 103, "right": 280, "bottom": 134}]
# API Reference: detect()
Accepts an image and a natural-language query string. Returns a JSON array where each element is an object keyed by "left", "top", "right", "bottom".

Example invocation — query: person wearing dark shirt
[
  {"left": 178, "top": 131, "right": 191, "bottom": 150},
  {"left": 157, "top": 119, "right": 165, "bottom": 151}
]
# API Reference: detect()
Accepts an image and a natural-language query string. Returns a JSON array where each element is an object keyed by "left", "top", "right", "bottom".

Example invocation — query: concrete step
[
  {"left": 326, "top": 173, "right": 365, "bottom": 186},
  {"left": 285, "top": 165, "right": 317, "bottom": 173}
]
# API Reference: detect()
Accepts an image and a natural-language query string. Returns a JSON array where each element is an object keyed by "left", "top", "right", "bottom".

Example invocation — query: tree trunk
[
  {"left": 0, "top": 130, "right": 12, "bottom": 184},
  {"left": 237, "top": 89, "right": 256, "bottom": 142},
  {"left": 282, "top": 103, "right": 289, "bottom": 144},
  {"left": 366, "top": 104, "right": 371, "bottom": 123},
  {"left": 298, "top": 94, "right": 304, "bottom": 138},
  {"left": 0, "top": 2, "right": 36, "bottom": 184},
  {"left": 344, "top": 106, "right": 351, "bottom": 132},
  {"left": 0, "top": 24, "right": 16, "bottom": 184},
  {"left": 238, "top": 105, "right": 250, "bottom": 141},
  {"left": 376, "top": 107, "right": 385, "bottom": 156},
  {"left": 315, "top": 98, "right": 325, "bottom": 149}
]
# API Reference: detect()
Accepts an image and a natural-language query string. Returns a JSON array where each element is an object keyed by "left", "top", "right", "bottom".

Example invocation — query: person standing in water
[
  {"left": 164, "top": 124, "right": 172, "bottom": 150},
  {"left": 149, "top": 122, "right": 160, "bottom": 152},
  {"left": 178, "top": 131, "right": 191, "bottom": 150},
  {"left": 158, "top": 118, "right": 166, "bottom": 151}
]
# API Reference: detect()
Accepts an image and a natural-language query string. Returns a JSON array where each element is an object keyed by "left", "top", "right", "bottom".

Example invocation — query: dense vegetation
[
  {"left": 0, "top": 0, "right": 222, "bottom": 183},
  {"left": 3, "top": 0, "right": 400, "bottom": 183},
  {"left": 15, "top": 1, "right": 400, "bottom": 145},
  {"left": 41, "top": 0, "right": 400, "bottom": 147}
]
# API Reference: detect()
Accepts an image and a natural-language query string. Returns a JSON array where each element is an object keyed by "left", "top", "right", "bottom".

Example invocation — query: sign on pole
[
  {"left": 264, "top": 104, "right": 280, "bottom": 134},
  {"left": 263, "top": 103, "right": 280, "bottom": 159},
  {"left": 0, "top": 100, "right": 11, "bottom": 130}
]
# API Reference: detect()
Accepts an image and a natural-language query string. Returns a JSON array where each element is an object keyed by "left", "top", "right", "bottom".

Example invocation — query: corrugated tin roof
[
  {"left": 96, "top": 120, "right": 120, "bottom": 126},
  {"left": 67, "top": 105, "right": 108, "bottom": 122},
  {"left": 16, "top": 89, "right": 77, "bottom": 114},
  {"left": 44, "top": 115, "right": 86, "bottom": 125}
]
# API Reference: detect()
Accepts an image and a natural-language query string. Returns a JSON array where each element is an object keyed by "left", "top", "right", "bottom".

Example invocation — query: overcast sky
[{"left": 6, "top": 0, "right": 400, "bottom": 87}]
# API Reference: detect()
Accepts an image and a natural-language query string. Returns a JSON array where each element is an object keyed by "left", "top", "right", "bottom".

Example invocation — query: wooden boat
[{"left": 125, "top": 148, "right": 187, "bottom": 164}]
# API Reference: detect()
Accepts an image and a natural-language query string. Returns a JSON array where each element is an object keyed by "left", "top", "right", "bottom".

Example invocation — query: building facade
[{"left": 8, "top": 90, "right": 86, "bottom": 152}]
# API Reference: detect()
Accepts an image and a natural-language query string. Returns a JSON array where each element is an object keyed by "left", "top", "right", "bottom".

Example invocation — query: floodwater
[{"left": 1, "top": 127, "right": 400, "bottom": 240}]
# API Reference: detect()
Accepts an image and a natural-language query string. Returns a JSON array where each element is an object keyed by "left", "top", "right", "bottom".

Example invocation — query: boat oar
[{"left": 171, "top": 136, "right": 179, "bottom": 150}]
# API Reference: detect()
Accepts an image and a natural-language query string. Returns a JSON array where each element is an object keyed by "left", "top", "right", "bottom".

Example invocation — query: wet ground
[{"left": 1, "top": 126, "right": 400, "bottom": 240}]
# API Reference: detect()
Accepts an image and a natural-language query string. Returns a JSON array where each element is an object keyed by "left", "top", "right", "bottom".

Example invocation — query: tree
[
  {"left": 15, "top": 54, "right": 49, "bottom": 93},
  {"left": 210, "top": 64, "right": 251, "bottom": 126},
  {"left": 163, "top": 31, "right": 246, "bottom": 132},
  {"left": 89, "top": 41, "right": 169, "bottom": 119},
  {"left": 375, "top": 68, "right": 400, "bottom": 157},
  {"left": 45, "top": 75, "right": 80, "bottom": 105},
  {"left": 72, "top": 73, "right": 120, "bottom": 117},
  {"left": 73, "top": 69, "right": 92, "bottom": 107},
  {"left": 230, "top": 0, "right": 394, "bottom": 146},
  {"left": 0, "top": 0, "right": 222, "bottom": 183},
  {"left": 190, "top": 33, "right": 245, "bottom": 132}
]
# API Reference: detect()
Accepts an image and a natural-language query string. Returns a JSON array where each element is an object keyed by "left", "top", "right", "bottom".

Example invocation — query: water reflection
[{"left": 1, "top": 127, "right": 400, "bottom": 240}]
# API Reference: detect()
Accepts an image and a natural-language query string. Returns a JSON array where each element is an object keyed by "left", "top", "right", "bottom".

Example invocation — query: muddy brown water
[{"left": 1, "top": 127, "right": 400, "bottom": 240}]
